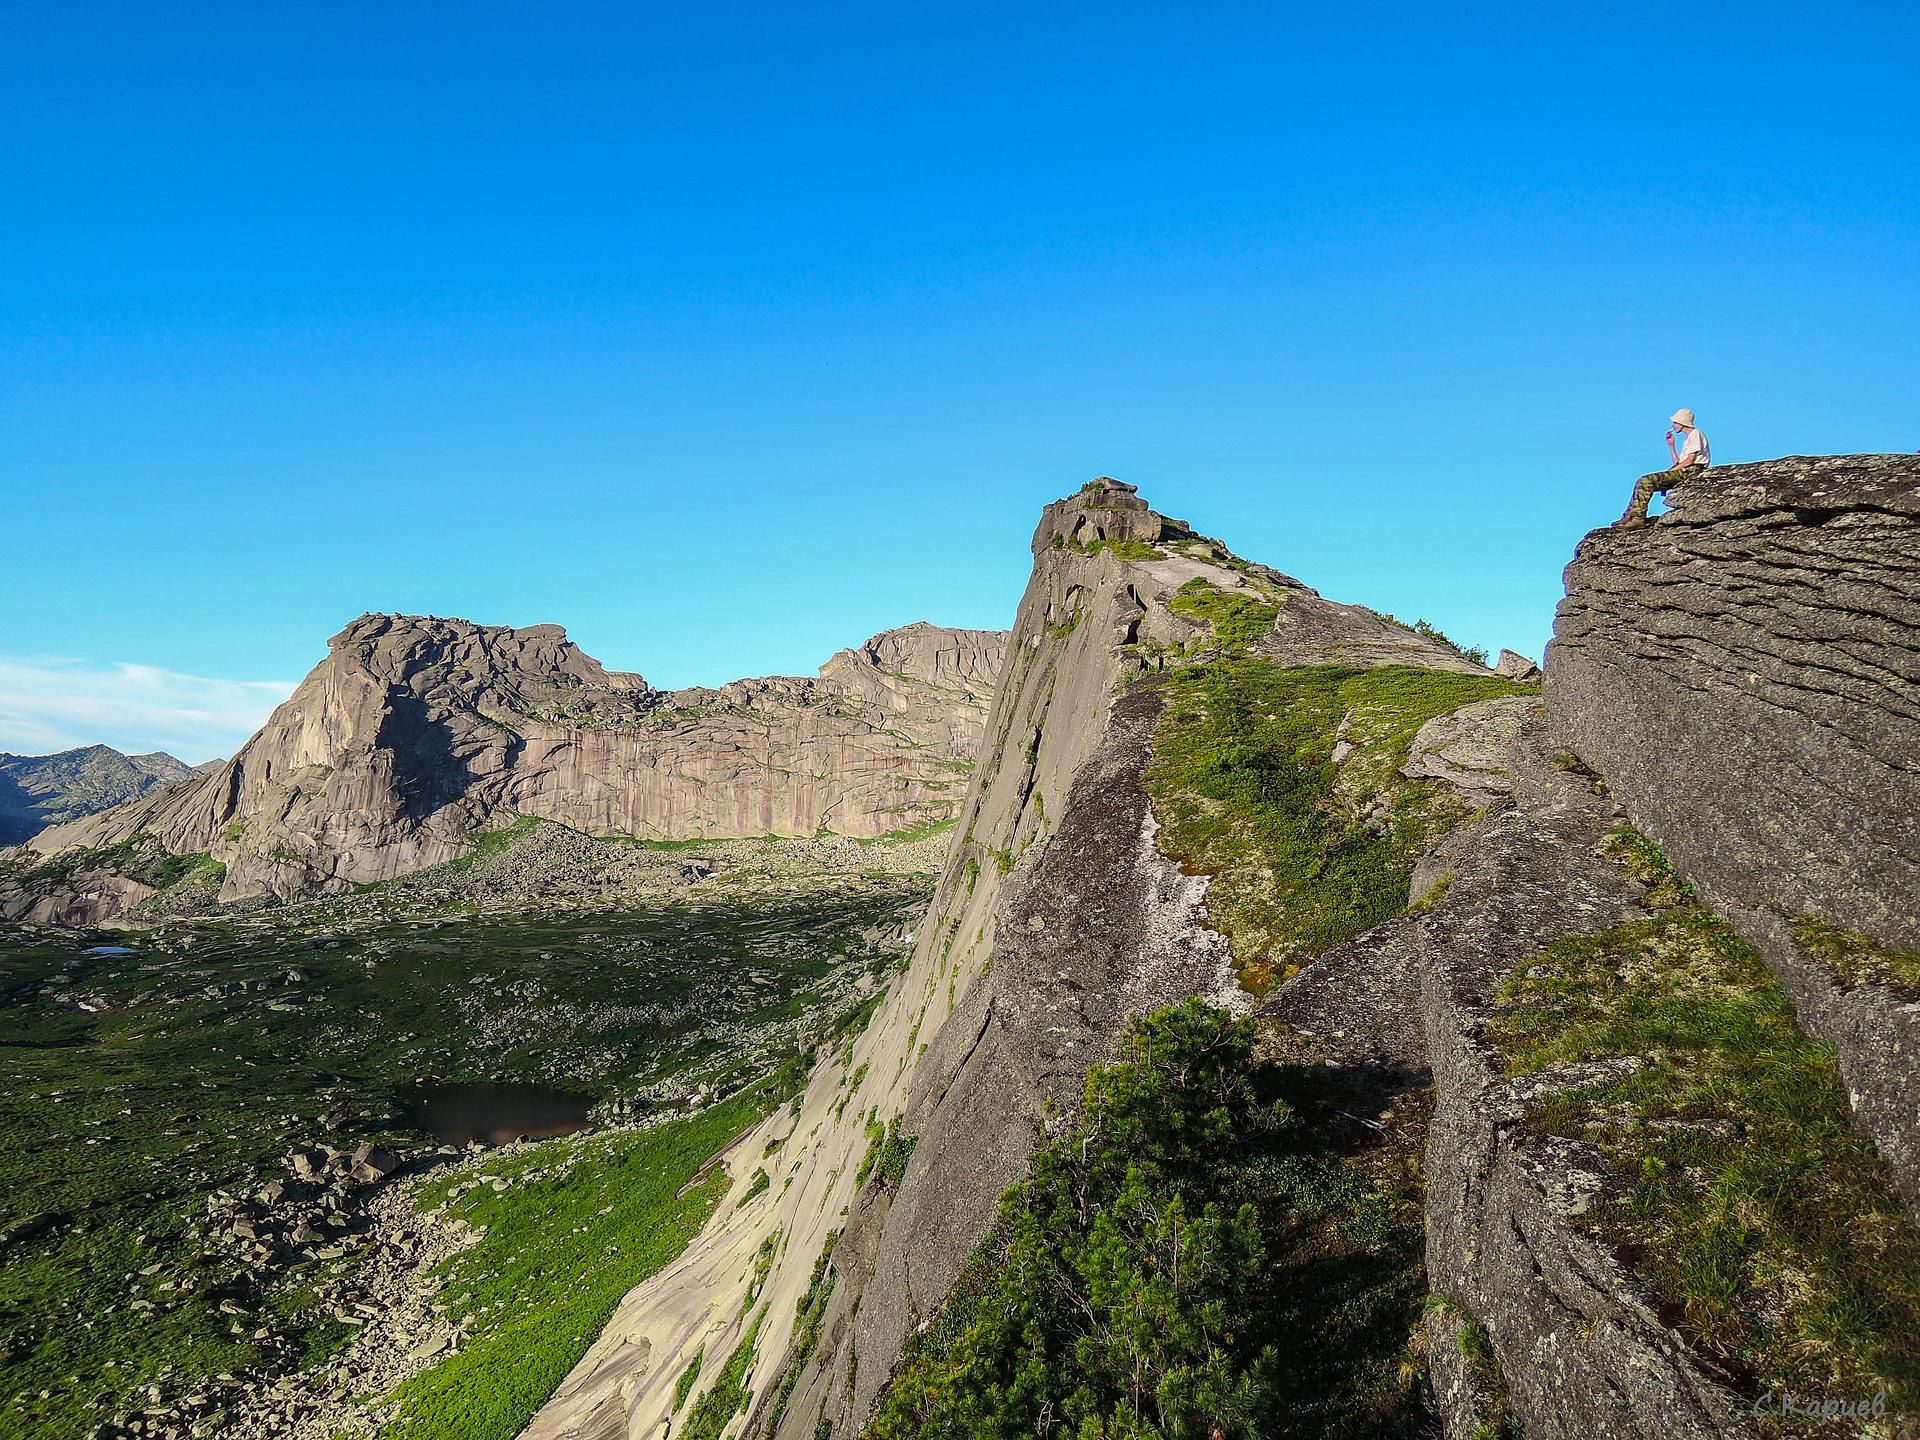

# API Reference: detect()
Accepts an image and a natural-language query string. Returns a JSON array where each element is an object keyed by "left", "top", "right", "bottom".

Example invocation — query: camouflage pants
[{"left": 1621, "top": 470, "right": 1673, "bottom": 522}]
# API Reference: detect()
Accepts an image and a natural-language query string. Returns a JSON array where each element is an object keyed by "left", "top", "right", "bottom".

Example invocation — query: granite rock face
[
  {"left": 1401, "top": 695, "right": 1533, "bottom": 811},
  {"left": 1415, "top": 715, "right": 1752, "bottom": 1438},
  {"left": 23, "top": 618, "right": 1006, "bottom": 908},
  {"left": 1547, "top": 453, "right": 1920, "bottom": 1203},
  {"left": 1495, "top": 647, "right": 1541, "bottom": 681},
  {"left": 523, "top": 478, "right": 1497, "bottom": 1440}
]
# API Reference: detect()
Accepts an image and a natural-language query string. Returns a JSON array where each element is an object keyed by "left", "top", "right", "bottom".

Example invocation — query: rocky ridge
[
  {"left": 0, "top": 746, "right": 195, "bottom": 845},
  {"left": 1548, "top": 453, "right": 1920, "bottom": 1206},
  {"left": 522, "top": 479, "right": 1492, "bottom": 1440},
  {"left": 18, "top": 620, "right": 1005, "bottom": 912},
  {"left": 529, "top": 464, "right": 1918, "bottom": 1440}
]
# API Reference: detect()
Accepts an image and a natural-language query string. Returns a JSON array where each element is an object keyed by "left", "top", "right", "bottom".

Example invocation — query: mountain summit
[{"left": 23, "top": 615, "right": 1006, "bottom": 906}]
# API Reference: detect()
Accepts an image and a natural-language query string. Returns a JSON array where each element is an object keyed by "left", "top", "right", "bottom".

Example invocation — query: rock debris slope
[
  {"left": 21, "top": 619, "right": 1005, "bottom": 908},
  {"left": 524, "top": 479, "right": 1487, "bottom": 1440}
]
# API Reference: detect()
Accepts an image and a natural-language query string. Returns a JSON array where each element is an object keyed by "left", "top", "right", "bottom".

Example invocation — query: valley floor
[{"left": 0, "top": 823, "right": 940, "bottom": 1440}]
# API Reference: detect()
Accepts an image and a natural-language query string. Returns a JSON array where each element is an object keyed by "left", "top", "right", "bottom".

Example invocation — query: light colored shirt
[{"left": 1677, "top": 427, "right": 1710, "bottom": 466}]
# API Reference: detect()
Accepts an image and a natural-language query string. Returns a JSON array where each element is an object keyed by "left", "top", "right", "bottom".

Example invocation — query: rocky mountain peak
[
  {"left": 819, "top": 622, "right": 1006, "bottom": 704},
  {"left": 17, "top": 616, "right": 1009, "bottom": 909},
  {"left": 325, "top": 612, "right": 651, "bottom": 709}
]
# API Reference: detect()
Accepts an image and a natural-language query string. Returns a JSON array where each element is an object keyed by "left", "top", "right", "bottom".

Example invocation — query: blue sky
[{"left": 3, "top": 3, "right": 1916, "bottom": 761}]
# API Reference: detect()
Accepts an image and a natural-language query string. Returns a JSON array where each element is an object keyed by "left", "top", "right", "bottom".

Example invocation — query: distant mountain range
[{"left": 0, "top": 745, "right": 204, "bottom": 845}]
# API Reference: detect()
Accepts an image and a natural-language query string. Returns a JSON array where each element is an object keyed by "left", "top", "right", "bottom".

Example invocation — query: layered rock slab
[{"left": 1547, "top": 453, "right": 1920, "bottom": 1204}]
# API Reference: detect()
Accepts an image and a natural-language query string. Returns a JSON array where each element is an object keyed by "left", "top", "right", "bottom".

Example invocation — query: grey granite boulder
[
  {"left": 1495, "top": 648, "right": 1541, "bottom": 681},
  {"left": 1400, "top": 696, "right": 1533, "bottom": 811}
]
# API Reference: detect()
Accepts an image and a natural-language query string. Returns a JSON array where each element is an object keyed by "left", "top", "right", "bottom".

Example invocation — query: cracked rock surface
[{"left": 1548, "top": 452, "right": 1920, "bottom": 1205}]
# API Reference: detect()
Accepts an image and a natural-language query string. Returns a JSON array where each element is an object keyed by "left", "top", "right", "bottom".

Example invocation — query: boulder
[
  {"left": 350, "top": 1142, "right": 400, "bottom": 1184},
  {"left": 1494, "top": 648, "right": 1541, "bottom": 681},
  {"left": 1400, "top": 697, "right": 1532, "bottom": 811}
]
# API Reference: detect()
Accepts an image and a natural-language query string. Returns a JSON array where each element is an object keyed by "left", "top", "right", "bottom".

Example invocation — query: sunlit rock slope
[
  {"left": 19, "top": 620, "right": 1005, "bottom": 909},
  {"left": 523, "top": 479, "right": 1486, "bottom": 1440}
]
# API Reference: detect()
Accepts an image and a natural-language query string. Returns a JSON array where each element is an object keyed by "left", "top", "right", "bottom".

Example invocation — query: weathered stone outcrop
[
  {"left": 4, "top": 869, "right": 158, "bottom": 928},
  {"left": 1276, "top": 456, "right": 1920, "bottom": 1440},
  {"left": 1421, "top": 713, "right": 1753, "bottom": 1438},
  {"left": 1246, "top": 682, "right": 1759, "bottom": 1437},
  {"left": 523, "top": 479, "right": 1490, "bottom": 1440},
  {"left": 20, "top": 619, "right": 1005, "bottom": 911},
  {"left": 1546, "top": 453, "right": 1920, "bottom": 1205}
]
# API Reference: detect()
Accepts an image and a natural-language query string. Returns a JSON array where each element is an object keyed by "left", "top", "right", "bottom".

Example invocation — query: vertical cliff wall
[
  {"left": 1401, "top": 456, "right": 1920, "bottom": 1439},
  {"left": 1547, "top": 454, "right": 1920, "bottom": 1204}
]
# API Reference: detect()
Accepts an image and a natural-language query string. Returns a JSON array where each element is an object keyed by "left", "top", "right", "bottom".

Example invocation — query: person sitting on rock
[{"left": 1616, "top": 407, "right": 1711, "bottom": 528}]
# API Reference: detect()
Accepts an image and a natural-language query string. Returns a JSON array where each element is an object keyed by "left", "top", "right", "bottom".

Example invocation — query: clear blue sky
[{"left": 4, "top": 3, "right": 1916, "bottom": 760}]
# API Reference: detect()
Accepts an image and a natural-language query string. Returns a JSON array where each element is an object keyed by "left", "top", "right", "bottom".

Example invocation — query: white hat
[{"left": 1670, "top": 408, "right": 1696, "bottom": 428}]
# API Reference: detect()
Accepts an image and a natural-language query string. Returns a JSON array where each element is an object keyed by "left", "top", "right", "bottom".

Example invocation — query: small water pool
[{"left": 405, "top": 1082, "right": 593, "bottom": 1146}]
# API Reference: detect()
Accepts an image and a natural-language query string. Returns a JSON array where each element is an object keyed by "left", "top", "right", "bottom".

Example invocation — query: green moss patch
[
  {"left": 863, "top": 1001, "right": 1430, "bottom": 1440},
  {"left": 680, "top": 1304, "right": 767, "bottom": 1440},
  {"left": 854, "top": 1114, "right": 917, "bottom": 1191},
  {"left": 753, "top": 1232, "right": 840, "bottom": 1438},
  {"left": 1167, "top": 576, "right": 1282, "bottom": 655},
  {"left": 451, "top": 816, "right": 541, "bottom": 867},
  {"left": 1145, "top": 661, "right": 1533, "bottom": 993},
  {"left": 1426, "top": 1297, "right": 1521, "bottom": 1440},
  {"left": 855, "top": 818, "right": 958, "bottom": 847},
  {"left": 1794, "top": 917, "right": 1920, "bottom": 997},
  {"left": 1485, "top": 834, "right": 1920, "bottom": 1411},
  {"left": 1061, "top": 534, "right": 1164, "bottom": 561},
  {"left": 674, "top": 1348, "right": 706, "bottom": 1409}
]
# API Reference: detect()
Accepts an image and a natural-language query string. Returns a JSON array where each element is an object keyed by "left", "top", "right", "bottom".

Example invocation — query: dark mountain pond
[{"left": 406, "top": 1082, "right": 593, "bottom": 1146}]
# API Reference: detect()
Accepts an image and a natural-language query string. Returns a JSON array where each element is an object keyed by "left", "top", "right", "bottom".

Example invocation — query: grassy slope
[
  {"left": 1146, "top": 660, "right": 1532, "bottom": 993},
  {"left": 1486, "top": 830, "right": 1920, "bottom": 1411},
  {"left": 1793, "top": 917, "right": 1920, "bottom": 996},
  {"left": 384, "top": 1090, "right": 769, "bottom": 1440}
]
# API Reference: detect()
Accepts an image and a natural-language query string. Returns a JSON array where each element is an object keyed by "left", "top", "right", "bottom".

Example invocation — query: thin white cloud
[{"left": 0, "top": 656, "right": 296, "bottom": 765}]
